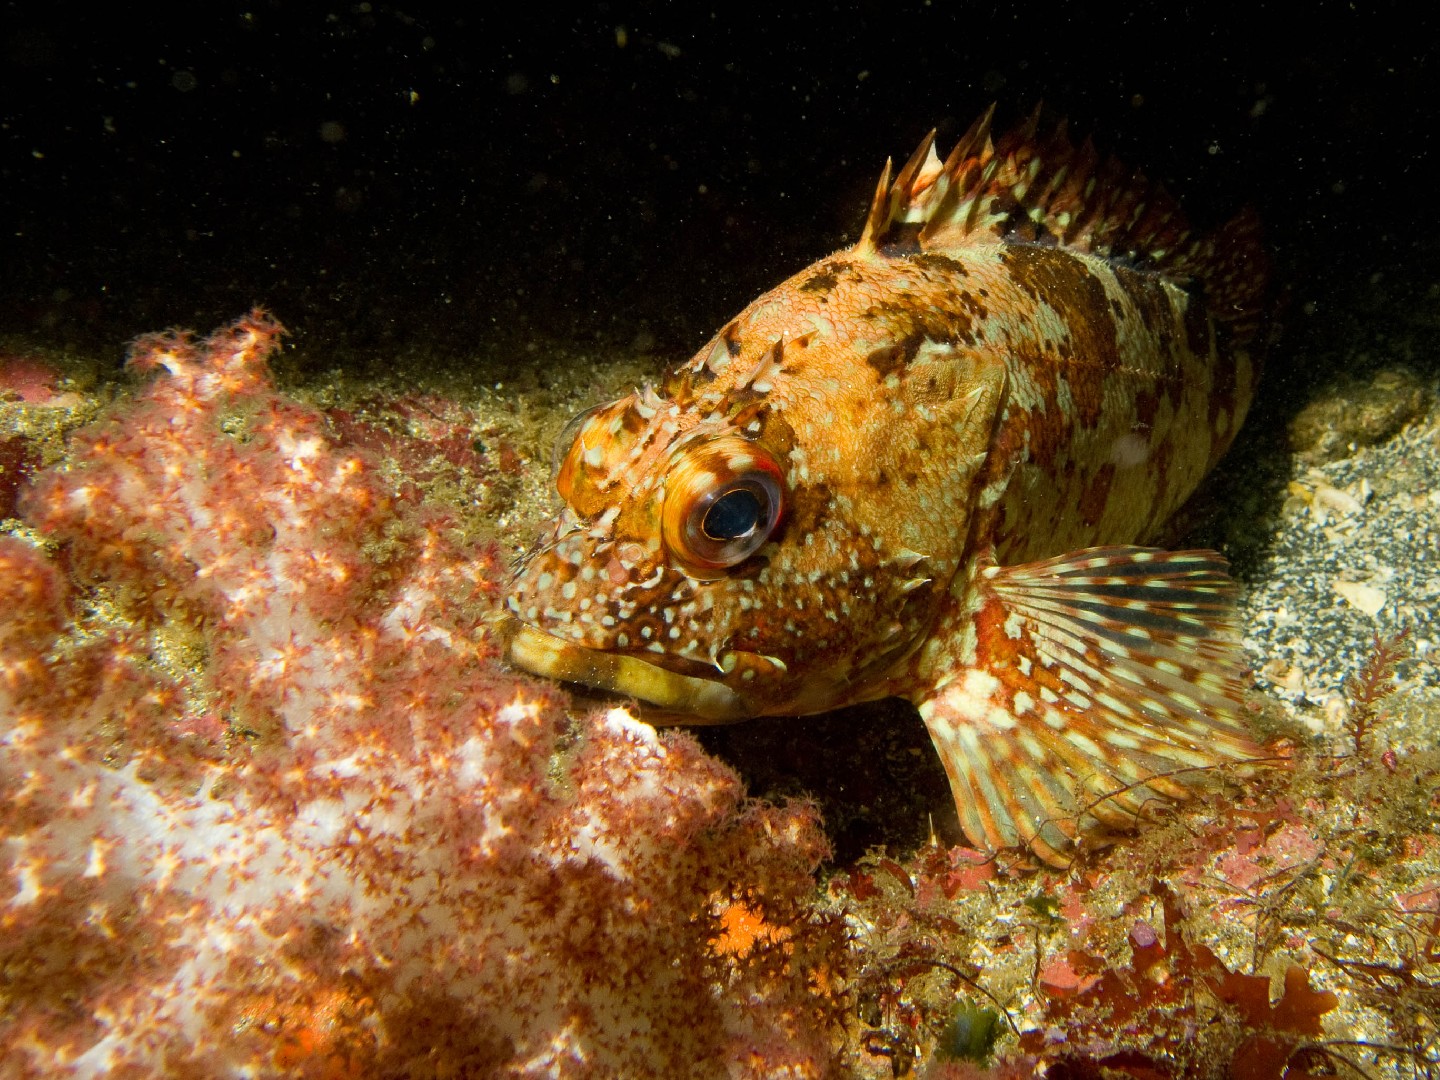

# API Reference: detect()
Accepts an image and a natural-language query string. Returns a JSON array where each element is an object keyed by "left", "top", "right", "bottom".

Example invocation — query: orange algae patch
[
  {"left": 711, "top": 896, "right": 792, "bottom": 959},
  {"left": 235, "top": 986, "right": 376, "bottom": 1078}
]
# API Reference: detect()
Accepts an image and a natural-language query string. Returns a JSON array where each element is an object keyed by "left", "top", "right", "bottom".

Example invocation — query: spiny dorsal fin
[
  {"left": 917, "top": 546, "right": 1271, "bottom": 868},
  {"left": 854, "top": 107, "right": 1267, "bottom": 336}
]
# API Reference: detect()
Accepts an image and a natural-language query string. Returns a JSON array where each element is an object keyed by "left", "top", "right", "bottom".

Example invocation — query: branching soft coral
[{"left": 0, "top": 315, "right": 847, "bottom": 1078}]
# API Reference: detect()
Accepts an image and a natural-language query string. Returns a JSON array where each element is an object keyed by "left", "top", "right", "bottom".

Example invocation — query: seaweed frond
[{"left": 1344, "top": 627, "right": 1412, "bottom": 757}]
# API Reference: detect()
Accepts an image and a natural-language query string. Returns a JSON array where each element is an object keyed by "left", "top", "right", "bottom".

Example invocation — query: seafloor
[{"left": 2, "top": 243, "right": 1438, "bottom": 1077}]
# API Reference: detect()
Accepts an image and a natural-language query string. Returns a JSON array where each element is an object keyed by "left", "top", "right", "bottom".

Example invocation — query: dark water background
[{"left": 2, "top": 2, "right": 1435, "bottom": 380}]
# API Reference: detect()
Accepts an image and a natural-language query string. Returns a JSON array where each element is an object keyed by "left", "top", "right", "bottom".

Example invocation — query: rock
[
  {"left": 1288, "top": 366, "right": 1430, "bottom": 463},
  {"left": 1331, "top": 579, "right": 1387, "bottom": 616}
]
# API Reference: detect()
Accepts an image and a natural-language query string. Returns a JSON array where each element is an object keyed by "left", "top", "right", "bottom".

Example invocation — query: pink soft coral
[{"left": 0, "top": 315, "right": 846, "bottom": 1077}]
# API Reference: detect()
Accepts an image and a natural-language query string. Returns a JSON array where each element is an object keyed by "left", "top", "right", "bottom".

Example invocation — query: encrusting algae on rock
[{"left": 505, "top": 106, "right": 1278, "bottom": 866}]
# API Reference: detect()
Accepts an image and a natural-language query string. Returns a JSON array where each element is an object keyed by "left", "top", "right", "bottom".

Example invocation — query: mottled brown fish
[{"left": 505, "top": 107, "right": 1272, "bottom": 865}]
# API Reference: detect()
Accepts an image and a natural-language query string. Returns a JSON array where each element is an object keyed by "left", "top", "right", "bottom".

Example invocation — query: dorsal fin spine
[
  {"left": 859, "top": 107, "right": 1269, "bottom": 345},
  {"left": 856, "top": 157, "right": 895, "bottom": 252}
]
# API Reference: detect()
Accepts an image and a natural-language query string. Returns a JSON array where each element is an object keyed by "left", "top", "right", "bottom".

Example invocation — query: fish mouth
[{"left": 506, "top": 623, "right": 750, "bottom": 723}]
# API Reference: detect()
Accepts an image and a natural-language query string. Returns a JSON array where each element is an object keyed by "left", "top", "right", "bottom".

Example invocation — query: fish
[{"left": 504, "top": 107, "right": 1272, "bottom": 866}]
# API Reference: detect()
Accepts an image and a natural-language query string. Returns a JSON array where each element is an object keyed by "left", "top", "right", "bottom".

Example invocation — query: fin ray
[{"left": 917, "top": 545, "right": 1267, "bottom": 867}]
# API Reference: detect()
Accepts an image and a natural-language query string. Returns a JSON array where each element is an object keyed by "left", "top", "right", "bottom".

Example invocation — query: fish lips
[{"left": 505, "top": 621, "right": 752, "bottom": 723}]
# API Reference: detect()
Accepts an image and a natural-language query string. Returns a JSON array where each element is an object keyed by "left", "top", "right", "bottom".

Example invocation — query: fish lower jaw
[{"left": 506, "top": 623, "right": 750, "bottom": 723}]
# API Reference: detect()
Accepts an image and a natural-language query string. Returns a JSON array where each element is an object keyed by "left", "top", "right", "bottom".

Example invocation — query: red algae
[
  {"left": 0, "top": 434, "right": 40, "bottom": 518},
  {"left": 0, "top": 353, "right": 72, "bottom": 406}
]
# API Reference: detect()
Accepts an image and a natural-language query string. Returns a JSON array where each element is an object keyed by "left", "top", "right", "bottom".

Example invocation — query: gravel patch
[{"left": 1239, "top": 376, "right": 1440, "bottom": 729}]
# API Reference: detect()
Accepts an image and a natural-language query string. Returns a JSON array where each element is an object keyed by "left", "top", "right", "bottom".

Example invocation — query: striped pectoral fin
[{"left": 916, "top": 546, "right": 1267, "bottom": 867}]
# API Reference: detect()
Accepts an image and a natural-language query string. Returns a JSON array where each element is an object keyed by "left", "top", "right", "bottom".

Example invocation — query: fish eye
[
  {"left": 682, "top": 474, "right": 782, "bottom": 568},
  {"left": 663, "top": 436, "right": 785, "bottom": 574}
]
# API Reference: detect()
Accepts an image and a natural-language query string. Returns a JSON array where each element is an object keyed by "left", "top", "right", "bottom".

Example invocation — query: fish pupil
[{"left": 703, "top": 488, "right": 762, "bottom": 540}]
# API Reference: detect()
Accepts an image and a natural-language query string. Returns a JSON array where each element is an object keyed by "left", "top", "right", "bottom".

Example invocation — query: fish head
[{"left": 505, "top": 283, "right": 1008, "bottom": 721}]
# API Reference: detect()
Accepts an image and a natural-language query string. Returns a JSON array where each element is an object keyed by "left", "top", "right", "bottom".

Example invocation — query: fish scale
[{"left": 505, "top": 107, "right": 1273, "bottom": 866}]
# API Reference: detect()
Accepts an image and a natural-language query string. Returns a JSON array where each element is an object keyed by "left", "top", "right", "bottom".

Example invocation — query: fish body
[{"left": 506, "top": 110, "right": 1271, "bottom": 864}]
